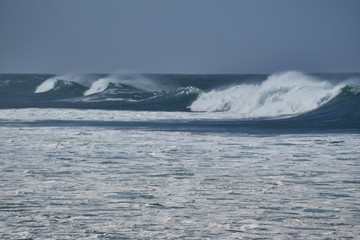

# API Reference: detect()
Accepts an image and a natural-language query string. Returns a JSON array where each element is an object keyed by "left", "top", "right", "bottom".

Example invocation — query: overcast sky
[{"left": 0, "top": 0, "right": 359, "bottom": 74}]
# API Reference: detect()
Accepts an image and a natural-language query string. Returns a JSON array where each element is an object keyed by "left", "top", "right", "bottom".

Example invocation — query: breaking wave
[
  {"left": 190, "top": 71, "right": 348, "bottom": 118},
  {"left": 35, "top": 72, "right": 160, "bottom": 97},
  {"left": 35, "top": 74, "right": 90, "bottom": 93},
  {"left": 3, "top": 71, "right": 358, "bottom": 121},
  {"left": 83, "top": 72, "right": 159, "bottom": 96}
]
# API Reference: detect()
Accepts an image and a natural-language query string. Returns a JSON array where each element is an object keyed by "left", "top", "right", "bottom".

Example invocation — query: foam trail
[
  {"left": 84, "top": 72, "right": 159, "bottom": 96},
  {"left": 190, "top": 71, "right": 344, "bottom": 118}
]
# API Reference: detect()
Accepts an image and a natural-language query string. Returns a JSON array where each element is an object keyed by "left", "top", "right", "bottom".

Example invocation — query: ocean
[{"left": 0, "top": 71, "right": 359, "bottom": 239}]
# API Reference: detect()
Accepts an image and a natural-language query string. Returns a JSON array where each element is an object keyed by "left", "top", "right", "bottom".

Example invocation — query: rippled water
[{"left": 1, "top": 121, "right": 359, "bottom": 239}]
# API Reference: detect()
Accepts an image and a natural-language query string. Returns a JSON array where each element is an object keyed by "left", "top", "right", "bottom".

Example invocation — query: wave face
[{"left": 0, "top": 72, "right": 359, "bottom": 130}]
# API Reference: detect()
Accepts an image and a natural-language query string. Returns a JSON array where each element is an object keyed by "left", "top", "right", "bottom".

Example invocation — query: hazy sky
[{"left": 0, "top": 0, "right": 359, "bottom": 74}]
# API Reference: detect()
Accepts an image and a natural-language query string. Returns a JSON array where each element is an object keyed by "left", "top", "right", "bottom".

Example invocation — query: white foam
[
  {"left": 1, "top": 114, "right": 359, "bottom": 239},
  {"left": 190, "top": 71, "right": 344, "bottom": 118}
]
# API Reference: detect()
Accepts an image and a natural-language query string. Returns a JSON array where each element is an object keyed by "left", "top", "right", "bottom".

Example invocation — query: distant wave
[
  {"left": 84, "top": 73, "right": 159, "bottom": 96},
  {"left": 190, "top": 71, "right": 348, "bottom": 118},
  {"left": 35, "top": 75, "right": 89, "bottom": 93},
  {"left": 35, "top": 72, "right": 160, "bottom": 97}
]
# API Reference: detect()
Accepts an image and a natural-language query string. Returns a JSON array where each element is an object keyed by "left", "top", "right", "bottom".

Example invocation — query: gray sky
[{"left": 0, "top": 0, "right": 359, "bottom": 74}]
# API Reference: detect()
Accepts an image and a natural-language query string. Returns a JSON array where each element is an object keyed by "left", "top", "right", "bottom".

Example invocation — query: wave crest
[{"left": 84, "top": 72, "right": 159, "bottom": 96}]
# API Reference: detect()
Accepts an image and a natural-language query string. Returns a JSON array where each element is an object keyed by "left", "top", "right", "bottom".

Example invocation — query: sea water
[{"left": 0, "top": 72, "right": 359, "bottom": 239}]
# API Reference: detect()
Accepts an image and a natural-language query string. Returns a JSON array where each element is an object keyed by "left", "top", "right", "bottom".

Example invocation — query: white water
[
  {"left": 190, "top": 71, "right": 344, "bottom": 118},
  {"left": 1, "top": 111, "right": 359, "bottom": 239}
]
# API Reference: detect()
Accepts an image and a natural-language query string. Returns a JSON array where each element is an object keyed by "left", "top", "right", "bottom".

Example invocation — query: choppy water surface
[
  {"left": 1, "top": 71, "right": 359, "bottom": 239},
  {"left": 1, "top": 125, "right": 359, "bottom": 239}
]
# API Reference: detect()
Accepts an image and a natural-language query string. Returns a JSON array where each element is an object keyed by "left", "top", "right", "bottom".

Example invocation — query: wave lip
[
  {"left": 35, "top": 77, "right": 58, "bottom": 93},
  {"left": 190, "top": 71, "right": 344, "bottom": 118}
]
